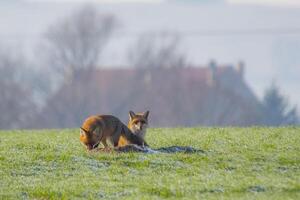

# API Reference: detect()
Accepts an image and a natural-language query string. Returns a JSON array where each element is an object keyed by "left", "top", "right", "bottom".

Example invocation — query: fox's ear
[
  {"left": 143, "top": 111, "right": 150, "bottom": 119},
  {"left": 80, "top": 127, "right": 88, "bottom": 136},
  {"left": 129, "top": 111, "right": 136, "bottom": 119}
]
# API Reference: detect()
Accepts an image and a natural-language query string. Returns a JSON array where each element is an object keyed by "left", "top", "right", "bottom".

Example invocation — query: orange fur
[
  {"left": 80, "top": 115, "right": 147, "bottom": 150},
  {"left": 118, "top": 111, "right": 149, "bottom": 147}
]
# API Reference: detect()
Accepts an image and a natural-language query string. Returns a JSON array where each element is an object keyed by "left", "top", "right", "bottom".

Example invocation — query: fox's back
[{"left": 81, "top": 115, "right": 122, "bottom": 132}]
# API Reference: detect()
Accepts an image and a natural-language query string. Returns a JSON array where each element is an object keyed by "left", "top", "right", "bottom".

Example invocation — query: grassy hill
[{"left": 0, "top": 127, "right": 299, "bottom": 199}]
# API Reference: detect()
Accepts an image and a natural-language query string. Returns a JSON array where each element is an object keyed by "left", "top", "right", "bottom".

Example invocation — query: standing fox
[
  {"left": 118, "top": 111, "right": 150, "bottom": 147},
  {"left": 80, "top": 115, "right": 147, "bottom": 150}
]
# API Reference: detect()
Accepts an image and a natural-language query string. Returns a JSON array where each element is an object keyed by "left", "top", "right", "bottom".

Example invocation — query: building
[{"left": 34, "top": 62, "right": 261, "bottom": 128}]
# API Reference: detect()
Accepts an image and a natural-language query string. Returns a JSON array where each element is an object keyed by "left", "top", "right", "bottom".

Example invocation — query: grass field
[{"left": 0, "top": 127, "right": 299, "bottom": 199}]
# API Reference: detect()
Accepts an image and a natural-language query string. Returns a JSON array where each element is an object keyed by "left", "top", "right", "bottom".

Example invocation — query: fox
[
  {"left": 118, "top": 110, "right": 150, "bottom": 147},
  {"left": 80, "top": 115, "right": 147, "bottom": 150}
]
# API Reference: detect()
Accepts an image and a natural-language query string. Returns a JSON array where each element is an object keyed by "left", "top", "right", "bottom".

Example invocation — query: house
[{"left": 33, "top": 62, "right": 261, "bottom": 128}]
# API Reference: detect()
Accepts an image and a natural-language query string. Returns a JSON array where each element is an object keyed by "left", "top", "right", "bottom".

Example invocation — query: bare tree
[
  {"left": 128, "top": 32, "right": 187, "bottom": 70},
  {"left": 121, "top": 32, "right": 189, "bottom": 125},
  {"left": 0, "top": 47, "right": 37, "bottom": 129},
  {"left": 32, "top": 6, "right": 118, "bottom": 128},
  {"left": 42, "top": 5, "right": 117, "bottom": 83}
]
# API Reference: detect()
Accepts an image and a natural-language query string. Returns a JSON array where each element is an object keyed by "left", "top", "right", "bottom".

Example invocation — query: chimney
[
  {"left": 237, "top": 61, "right": 245, "bottom": 79},
  {"left": 208, "top": 59, "right": 217, "bottom": 85}
]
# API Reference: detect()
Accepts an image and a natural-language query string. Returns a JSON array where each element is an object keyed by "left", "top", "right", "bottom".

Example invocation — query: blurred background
[{"left": 0, "top": 0, "right": 299, "bottom": 129}]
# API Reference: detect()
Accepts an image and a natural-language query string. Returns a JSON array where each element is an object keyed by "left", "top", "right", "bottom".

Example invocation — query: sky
[
  {"left": 22, "top": 0, "right": 300, "bottom": 7},
  {"left": 228, "top": 0, "right": 300, "bottom": 7}
]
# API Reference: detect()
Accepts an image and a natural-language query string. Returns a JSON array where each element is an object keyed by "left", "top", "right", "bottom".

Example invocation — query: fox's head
[
  {"left": 80, "top": 127, "right": 100, "bottom": 150},
  {"left": 128, "top": 110, "right": 149, "bottom": 139}
]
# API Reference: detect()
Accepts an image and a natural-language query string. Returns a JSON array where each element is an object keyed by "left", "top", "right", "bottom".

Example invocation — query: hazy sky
[
  {"left": 228, "top": 0, "right": 300, "bottom": 6},
  {"left": 24, "top": 0, "right": 300, "bottom": 7}
]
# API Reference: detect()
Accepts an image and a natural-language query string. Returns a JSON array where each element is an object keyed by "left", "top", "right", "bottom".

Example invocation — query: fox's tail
[{"left": 121, "top": 125, "right": 148, "bottom": 147}]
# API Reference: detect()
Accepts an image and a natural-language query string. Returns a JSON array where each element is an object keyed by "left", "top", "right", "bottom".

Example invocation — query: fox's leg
[
  {"left": 112, "top": 134, "right": 121, "bottom": 147},
  {"left": 101, "top": 138, "right": 109, "bottom": 148},
  {"left": 112, "top": 125, "right": 122, "bottom": 147},
  {"left": 100, "top": 139, "right": 110, "bottom": 152}
]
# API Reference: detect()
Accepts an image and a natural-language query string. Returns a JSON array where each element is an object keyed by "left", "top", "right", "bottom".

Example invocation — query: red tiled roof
[{"left": 86, "top": 66, "right": 235, "bottom": 86}]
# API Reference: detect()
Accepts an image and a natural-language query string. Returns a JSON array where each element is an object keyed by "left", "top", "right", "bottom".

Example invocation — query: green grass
[{"left": 0, "top": 127, "right": 300, "bottom": 199}]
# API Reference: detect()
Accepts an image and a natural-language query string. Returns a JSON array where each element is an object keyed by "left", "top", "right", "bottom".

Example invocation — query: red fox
[
  {"left": 80, "top": 115, "right": 147, "bottom": 150},
  {"left": 118, "top": 111, "right": 149, "bottom": 147}
]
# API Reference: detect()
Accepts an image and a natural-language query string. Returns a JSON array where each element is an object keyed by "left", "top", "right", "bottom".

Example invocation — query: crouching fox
[
  {"left": 80, "top": 115, "right": 148, "bottom": 150},
  {"left": 118, "top": 111, "right": 149, "bottom": 147}
]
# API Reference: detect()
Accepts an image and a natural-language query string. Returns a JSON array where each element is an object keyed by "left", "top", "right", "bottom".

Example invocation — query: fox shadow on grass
[{"left": 95, "top": 144, "right": 205, "bottom": 154}]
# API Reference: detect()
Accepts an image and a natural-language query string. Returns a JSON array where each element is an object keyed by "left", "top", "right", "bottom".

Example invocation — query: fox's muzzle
[{"left": 86, "top": 142, "right": 100, "bottom": 150}]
